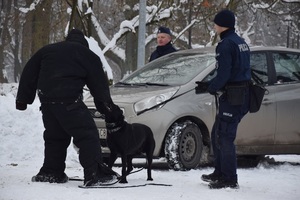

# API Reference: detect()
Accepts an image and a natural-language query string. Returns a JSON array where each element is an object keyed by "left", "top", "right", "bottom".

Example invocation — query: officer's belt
[
  {"left": 226, "top": 80, "right": 251, "bottom": 87},
  {"left": 39, "top": 96, "right": 82, "bottom": 104}
]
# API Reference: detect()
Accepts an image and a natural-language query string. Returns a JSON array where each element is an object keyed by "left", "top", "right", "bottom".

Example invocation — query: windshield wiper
[
  {"left": 115, "top": 82, "right": 169, "bottom": 87},
  {"left": 145, "top": 82, "right": 169, "bottom": 86},
  {"left": 115, "top": 82, "right": 146, "bottom": 87},
  {"left": 115, "top": 82, "right": 131, "bottom": 86}
]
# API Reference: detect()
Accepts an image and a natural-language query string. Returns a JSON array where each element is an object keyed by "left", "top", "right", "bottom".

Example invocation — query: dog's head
[
  {"left": 104, "top": 103, "right": 124, "bottom": 123},
  {"left": 105, "top": 104, "right": 125, "bottom": 133}
]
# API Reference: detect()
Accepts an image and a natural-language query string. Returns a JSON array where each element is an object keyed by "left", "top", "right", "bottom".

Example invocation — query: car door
[
  {"left": 271, "top": 51, "right": 300, "bottom": 148},
  {"left": 237, "top": 51, "right": 276, "bottom": 152}
]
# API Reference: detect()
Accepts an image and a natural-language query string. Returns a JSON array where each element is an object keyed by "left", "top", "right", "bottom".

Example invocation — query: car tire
[{"left": 164, "top": 120, "right": 203, "bottom": 170}]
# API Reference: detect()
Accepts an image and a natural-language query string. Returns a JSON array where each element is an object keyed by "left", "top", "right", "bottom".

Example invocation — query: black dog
[{"left": 104, "top": 105, "right": 155, "bottom": 183}]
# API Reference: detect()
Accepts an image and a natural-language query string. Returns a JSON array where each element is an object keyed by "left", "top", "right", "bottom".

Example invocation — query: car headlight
[{"left": 134, "top": 88, "right": 179, "bottom": 114}]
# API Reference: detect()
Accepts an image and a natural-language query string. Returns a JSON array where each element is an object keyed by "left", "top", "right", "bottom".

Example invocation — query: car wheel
[{"left": 164, "top": 120, "right": 203, "bottom": 170}]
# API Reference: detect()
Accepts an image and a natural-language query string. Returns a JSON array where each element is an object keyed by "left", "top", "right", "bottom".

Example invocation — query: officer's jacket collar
[{"left": 220, "top": 28, "right": 235, "bottom": 39}]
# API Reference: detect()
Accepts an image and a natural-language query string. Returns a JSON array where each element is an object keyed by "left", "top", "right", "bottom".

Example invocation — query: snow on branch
[
  {"left": 90, "top": 14, "right": 111, "bottom": 46},
  {"left": 86, "top": 37, "right": 113, "bottom": 80},
  {"left": 240, "top": 23, "right": 255, "bottom": 45},
  {"left": 92, "top": 5, "right": 173, "bottom": 61},
  {"left": 173, "top": 19, "right": 200, "bottom": 43},
  {"left": 91, "top": 13, "right": 126, "bottom": 61},
  {"left": 102, "top": 20, "right": 135, "bottom": 54},
  {"left": 145, "top": 4, "right": 174, "bottom": 23},
  {"left": 77, "top": 0, "right": 89, "bottom": 11},
  {"left": 19, "top": 0, "right": 41, "bottom": 13}
]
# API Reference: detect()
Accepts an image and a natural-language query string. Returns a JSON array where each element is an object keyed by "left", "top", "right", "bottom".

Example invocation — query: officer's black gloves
[
  {"left": 195, "top": 81, "right": 209, "bottom": 94},
  {"left": 208, "top": 90, "right": 217, "bottom": 95},
  {"left": 16, "top": 100, "right": 27, "bottom": 111},
  {"left": 195, "top": 81, "right": 218, "bottom": 95}
]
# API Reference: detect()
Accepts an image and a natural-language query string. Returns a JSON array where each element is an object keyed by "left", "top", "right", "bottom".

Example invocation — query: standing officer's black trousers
[{"left": 211, "top": 86, "right": 250, "bottom": 182}]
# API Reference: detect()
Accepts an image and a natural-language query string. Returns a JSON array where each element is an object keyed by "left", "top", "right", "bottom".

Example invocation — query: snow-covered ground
[{"left": 1, "top": 83, "right": 300, "bottom": 200}]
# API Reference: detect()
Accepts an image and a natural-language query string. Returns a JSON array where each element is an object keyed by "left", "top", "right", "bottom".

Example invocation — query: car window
[
  {"left": 250, "top": 52, "right": 268, "bottom": 85},
  {"left": 202, "top": 52, "right": 270, "bottom": 85},
  {"left": 273, "top": 52, "right": 300, "bottom": 84},
  {"left": 123, "top": 54, "right": 215, "bottom": 85}
]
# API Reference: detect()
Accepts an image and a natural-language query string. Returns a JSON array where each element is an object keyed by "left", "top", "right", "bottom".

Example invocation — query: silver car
[{"left": 84, "top": 46, "right": 300, "bottom": 170}]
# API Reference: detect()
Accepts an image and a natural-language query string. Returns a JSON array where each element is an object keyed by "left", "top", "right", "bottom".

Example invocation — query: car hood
[
  {"left": 83, "top": 85, "right": 180, "bottom": 105},
  {"left": 109, "top": 85, "right": 180, "bottom": 104}
]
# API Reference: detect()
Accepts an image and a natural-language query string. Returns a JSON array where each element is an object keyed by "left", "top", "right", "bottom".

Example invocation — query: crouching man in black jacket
[{"left": 16, "top": 29, "right": 123, "bottom": 187}]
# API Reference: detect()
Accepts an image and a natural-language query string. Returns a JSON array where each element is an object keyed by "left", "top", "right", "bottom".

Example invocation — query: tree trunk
[
  {"left": 124, "top": 31, "right": 137, "bottom": 75},
  {"left": 0, "top": 0, "right": 12, "bottom": 83},
  {"left": 123, "top": 0, "right": 139, "bottom": 76},
  {"left": 12, "top": 0, "right": 22, "bottom": 82},
  {"left": 30, "top": 0, "right": 53, "bottom": 54}
]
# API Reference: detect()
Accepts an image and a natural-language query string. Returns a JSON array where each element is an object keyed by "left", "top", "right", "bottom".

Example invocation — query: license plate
[{"left": 98, "top": 128, "right": 107, "bottom": 139}]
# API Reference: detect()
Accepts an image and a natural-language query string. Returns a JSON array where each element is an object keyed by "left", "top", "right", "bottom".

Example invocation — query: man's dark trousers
[
  {"left": 211, "top": 89, "right": 249, "bottom": 181},
  {"left": 39, "top": 101, "right": 102, "bottom": 176}
]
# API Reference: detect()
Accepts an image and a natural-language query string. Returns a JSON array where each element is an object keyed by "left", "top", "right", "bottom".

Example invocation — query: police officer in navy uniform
[
  {"left": 149, "top": 26, "right": 177, "bottom": 62},
  {"left": 16, "top": 29, "right": 123, "bottom": 187},
  {"left": 200, "top": 10, "right": 251, "bottom": 189}
]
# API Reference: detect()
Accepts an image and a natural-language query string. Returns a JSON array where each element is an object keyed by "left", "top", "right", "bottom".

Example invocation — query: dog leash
[
  {"left": 127, "top": 167, "right": 144, "bottom": 175},
  {"left": 70, "top": 168, "right": 172, "bottom": 188},
  {"left": 79, "top": 182, "right": 172, "bottom": 189}
]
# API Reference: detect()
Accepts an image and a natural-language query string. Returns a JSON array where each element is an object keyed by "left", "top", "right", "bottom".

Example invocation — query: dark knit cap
[
  {"left": 157, "top": 26, "right": 171, "bottom": 35},
  {"left": 214, "top": 10, "right": 235, "bottom": 28},
  {"left": 66, "top": 29, "right": 89, "bottom": 48}
]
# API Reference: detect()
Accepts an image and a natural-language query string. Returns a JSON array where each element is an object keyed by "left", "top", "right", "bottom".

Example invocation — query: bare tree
[
  {"left": 0, "top": 0, "right": 10, "bottom": 83},
  {"left": 1, "top": 0, "right": 299, "bottom": 83}
]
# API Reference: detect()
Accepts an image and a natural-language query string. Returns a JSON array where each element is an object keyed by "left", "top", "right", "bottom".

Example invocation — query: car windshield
[{"left": 120, "top": 53, "right": 215, "bottom": 86}]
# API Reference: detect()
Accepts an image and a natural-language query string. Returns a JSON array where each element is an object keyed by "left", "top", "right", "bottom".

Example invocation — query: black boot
[
  {"left": 84, "top": 163, "right": 120, "bottom": 186},
  {"left": 208, "top": 179, "right": 239, "bottom": 189},
  {"left": 201, "top": 171, "right": 222, "bottom": 182},
  {"left": 32, "top": 172, "right": 68, "bottom": 183}
]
